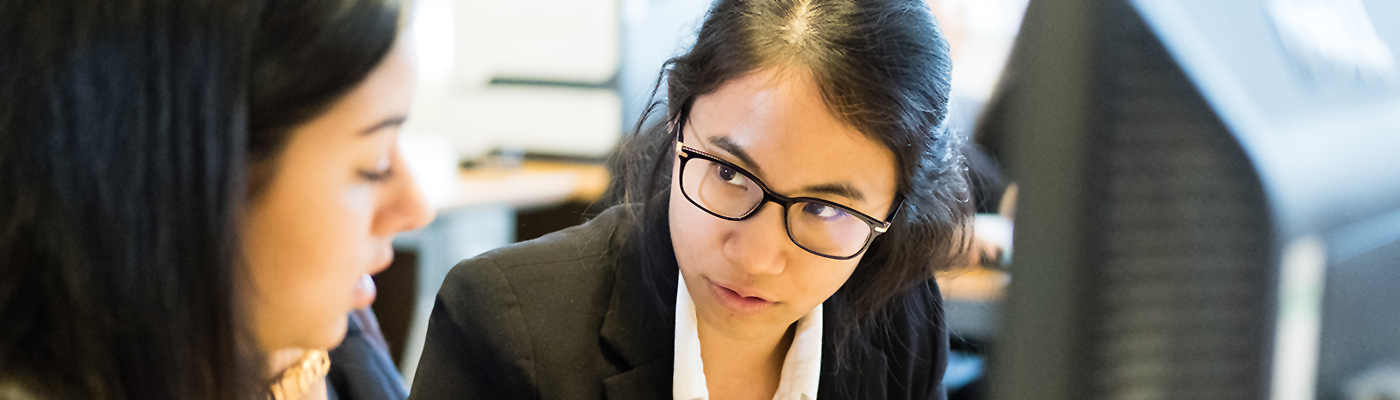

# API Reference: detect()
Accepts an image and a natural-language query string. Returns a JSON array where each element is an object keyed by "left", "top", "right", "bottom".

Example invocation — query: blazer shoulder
[
  {"left": 437, "top": 205, "right": 631, "bottom": 317},
  {"left": 419, "top": 206, "right": 636, "bottom": 398}
]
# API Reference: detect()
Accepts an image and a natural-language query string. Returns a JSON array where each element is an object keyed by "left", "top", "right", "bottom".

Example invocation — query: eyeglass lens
[{"left": 680, "top": 155, "right": 873, "bottom": 258}]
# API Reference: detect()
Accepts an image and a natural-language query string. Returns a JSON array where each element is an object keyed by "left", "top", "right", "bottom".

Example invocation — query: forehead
[
  {"left": 686, "top": 69, "right": 899, "bottom": 205},
  {"left": 311, "top": 39, "right": 417, "bottom": 131},
  {"left": 352, "top": 40, "right": 416, "bottom": 113}
]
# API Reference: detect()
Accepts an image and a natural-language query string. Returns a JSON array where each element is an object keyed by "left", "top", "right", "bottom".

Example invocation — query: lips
[
  {"left": 720, "top": 283, "right": 771, "bottom": 301},
  {"left": 351, "top": 273, "right": 377, "bottom": 309},
  {"left": 354, "top": 245, "right": 394, "bottom": 310},
  {"left": 707, "top": 278, "right": 776, "bottom": 314}
]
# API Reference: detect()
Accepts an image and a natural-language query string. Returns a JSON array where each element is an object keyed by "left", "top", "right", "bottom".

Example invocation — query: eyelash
[{"left": 358, "top": 166, "right": 395, "bottom": 183}]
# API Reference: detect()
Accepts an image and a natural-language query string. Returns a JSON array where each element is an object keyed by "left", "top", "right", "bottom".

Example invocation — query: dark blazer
[
  {"left": 409, "top": 206, "right": 948, "bottom": 400},
  {"left": 328, "top": 308, "right": 408, "bottom": 400}
]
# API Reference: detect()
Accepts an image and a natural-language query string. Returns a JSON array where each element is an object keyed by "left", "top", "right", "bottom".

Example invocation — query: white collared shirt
[{"left": 673, "top": 275, "right": 823, "bottom": 400}]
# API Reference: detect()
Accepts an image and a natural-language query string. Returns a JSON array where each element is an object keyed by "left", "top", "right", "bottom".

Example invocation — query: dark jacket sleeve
[{"left": 409, "top": 256, "right": 539, "bottom": 400}]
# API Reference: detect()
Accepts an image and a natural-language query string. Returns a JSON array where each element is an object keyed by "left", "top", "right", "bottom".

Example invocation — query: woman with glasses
[{"left": 411, "top": 0, "right": 968, "bottom": 398}]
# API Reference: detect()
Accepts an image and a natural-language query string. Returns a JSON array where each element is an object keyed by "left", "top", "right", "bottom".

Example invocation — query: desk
[
  {"left": 939, "top": 213, "right": 1013, "bottom": 342},
  {"left": 938, "top": 266, "right": 1010, "bottom": 342},
  {"left": 442, "top": 161, "right": 609, "bottom": 212},
  {"left": 390, "top": 161, "right": 609, "bottom": 386}
]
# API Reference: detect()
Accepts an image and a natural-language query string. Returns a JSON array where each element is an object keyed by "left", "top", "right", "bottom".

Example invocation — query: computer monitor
[{"left": 984, "top": 0, "right": 1400, "bottom": 398}]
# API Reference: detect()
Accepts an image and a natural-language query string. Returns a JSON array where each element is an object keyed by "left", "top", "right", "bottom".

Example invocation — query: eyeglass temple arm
[{"left": 874, "top": 197, "right": 905, "bottom": 233}]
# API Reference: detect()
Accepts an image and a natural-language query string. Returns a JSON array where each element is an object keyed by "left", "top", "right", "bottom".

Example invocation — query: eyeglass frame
[{"left": 671, "top": 107, "right": 904, "bottom": 260}]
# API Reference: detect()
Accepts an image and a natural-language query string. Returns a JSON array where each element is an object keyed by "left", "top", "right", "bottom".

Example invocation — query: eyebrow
[
  {"left": 803, "top": 183, "right": 867, "bottom": 203},
  {"left": 704, "top": 135, "right": 867, "bottom": 203},
  {"left": 360, "top": 115, "right": 408, "bottom": 136},
  {"left": 707, "top": 136, "right": 765, "bottom": 176}
]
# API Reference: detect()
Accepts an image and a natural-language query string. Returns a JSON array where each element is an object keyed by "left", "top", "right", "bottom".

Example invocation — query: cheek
[
  {"left": 802, "top": 260, "right": 859, "bottom": 300},
  {"left": 776, "top": 259, "right": 860, "bottom": 318},
  {"left": 241, "top": 170, "right": 380, "bottom": 348},
  {"left": 668, "top": 184, "right": 699, "bottom": 270},
  {"left": 248, "top": 181, "right": 376, "bottom": 278},
  {"left": 668, "top": 181, "right": 730, "bottom": 273}
]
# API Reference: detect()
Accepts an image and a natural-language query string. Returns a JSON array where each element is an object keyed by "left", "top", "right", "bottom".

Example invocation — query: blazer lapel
[
  {"left": 598, "top": 243, "right": 679, "bottom": 400},
  {"left": 602, "top": 359, "right": 673, "bottom": 400}
]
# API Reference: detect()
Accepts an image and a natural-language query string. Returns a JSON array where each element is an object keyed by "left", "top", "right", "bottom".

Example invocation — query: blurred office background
[
  {"left": 382, "top": 0, "right": 1030, "bottom": 392},
  {"left": 400, "top": 0, "right": 1026, "bottom": 163},
  {"left": 381, "top": 1, "right": 1400, "bottom": 399}
]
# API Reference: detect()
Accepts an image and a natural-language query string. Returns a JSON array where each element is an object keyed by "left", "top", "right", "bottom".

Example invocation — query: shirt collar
[{"left": 673, "top": 275, "right": 823, "bottom": 400}]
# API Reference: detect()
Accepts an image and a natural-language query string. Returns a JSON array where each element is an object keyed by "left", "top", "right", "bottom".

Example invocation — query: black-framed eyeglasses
[{"left": 671, "top": 110, "right": 904, "bottom": 260}]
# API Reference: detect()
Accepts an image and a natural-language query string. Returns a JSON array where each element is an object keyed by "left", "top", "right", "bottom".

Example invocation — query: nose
[
  {"left": 721, "top": 202, "right": 790, "bottom": 276},
  {"left": 373, "top": 149, "right": 436, "bottom": 236}
]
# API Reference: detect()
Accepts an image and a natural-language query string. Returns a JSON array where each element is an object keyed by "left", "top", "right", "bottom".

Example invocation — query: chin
[{"left": 300, "top": 314, "right": 350, "bottom": 350}]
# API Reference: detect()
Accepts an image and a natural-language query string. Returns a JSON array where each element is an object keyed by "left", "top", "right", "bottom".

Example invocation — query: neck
[
  {"left": 264, "top": 348, "right": 330, "bottom": 400},
  {"left": 696, "top": 320, "right": 797, "bottom": 400},
  {"left": 266, "top": 348, "right": 304, "bottom": 378}
]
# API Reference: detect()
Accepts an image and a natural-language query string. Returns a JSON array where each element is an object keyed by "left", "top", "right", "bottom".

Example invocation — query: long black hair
[
  {"left": 604, "top": 0, "right": 970, "bottom": 359},
  {"left": 0, "top": 0, "right": 401, "bottom": 398}
]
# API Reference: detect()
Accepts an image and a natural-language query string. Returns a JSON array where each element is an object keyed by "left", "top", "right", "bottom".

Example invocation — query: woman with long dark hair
[
  {"left": 0, "top": 1, "right": 433, "bottom": 398},
  {"left": 411, "top": 0, "right": 969, "bottom": 398}
]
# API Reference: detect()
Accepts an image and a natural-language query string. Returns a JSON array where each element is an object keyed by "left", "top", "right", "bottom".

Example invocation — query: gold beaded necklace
[{"left": 267, "top": 350, "right": 331, "bottom": 400}]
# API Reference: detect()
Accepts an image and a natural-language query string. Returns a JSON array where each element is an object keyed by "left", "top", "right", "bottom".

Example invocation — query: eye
[
  {"left": 714, "top": 165, "right": 749, "bottom": 187},
  {"left": 361, "top": 167, "right": 394, "bottom": 183},
  {"left": 359, "top": 152, "right": 395, "bottom": 183},
  {"left": 358, "top": 165, "right": 394, "bottom": 183},
  {"left": 801, "top": 202, "right": 848, "bottom": 221}
]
